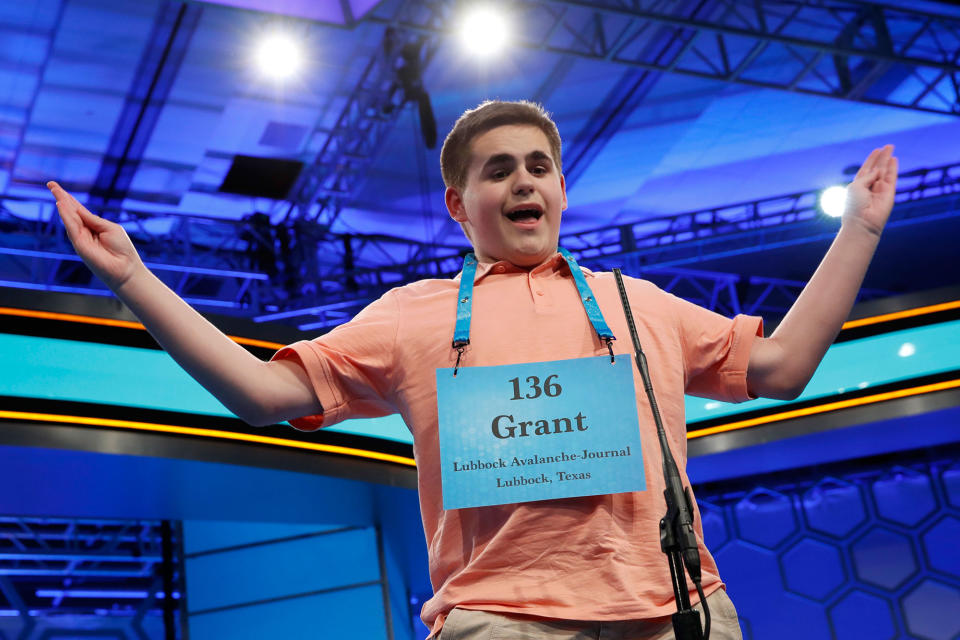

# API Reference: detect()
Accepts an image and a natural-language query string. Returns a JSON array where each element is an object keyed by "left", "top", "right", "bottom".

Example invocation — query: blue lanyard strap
[
  {"left": 452, "top": 253, "right": 477, "bottom": 349},
  {"left": 451, "top": 250, "right": 615, "bottom": 374},
  {"left": 558, "top": 248, "right": 615, "bottom": 342}
]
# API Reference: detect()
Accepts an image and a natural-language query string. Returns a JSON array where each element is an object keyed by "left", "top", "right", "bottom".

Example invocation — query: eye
[
  {"left": 531, "top": 165, "right": 548, "bottom": 175},
  {"left": 491, "top": 168, "right": 509, "bottom": 180}
]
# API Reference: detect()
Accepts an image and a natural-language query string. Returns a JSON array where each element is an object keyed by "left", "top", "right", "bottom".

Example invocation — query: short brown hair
[{"left": 440, "top": 100, "right": 562, "bottom": 191}]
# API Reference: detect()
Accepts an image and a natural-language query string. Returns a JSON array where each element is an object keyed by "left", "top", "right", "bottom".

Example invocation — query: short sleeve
[
  {"left": 271, "top": 289, "right": 401, "bottom": 431},
  {"left": 668, "top": 293, "right": 763, "bottom": 403}
]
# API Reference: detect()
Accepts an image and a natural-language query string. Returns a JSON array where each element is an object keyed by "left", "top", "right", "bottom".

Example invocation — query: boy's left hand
[{"left": 844, "top": 144, "right": 898, "bottom": 237}]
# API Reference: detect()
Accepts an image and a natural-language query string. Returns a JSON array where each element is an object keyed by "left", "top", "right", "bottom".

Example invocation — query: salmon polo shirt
[{"left": 272, "top": 252, "right": 762, "bottom": 636}]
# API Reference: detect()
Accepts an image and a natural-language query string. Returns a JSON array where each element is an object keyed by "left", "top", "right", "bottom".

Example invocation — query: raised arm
[
  {"left": 47, "top": 182, "right": 321, "bottom": 426},
  {"left": 746, "top": 145, "right": 898, "bottom": 400}
]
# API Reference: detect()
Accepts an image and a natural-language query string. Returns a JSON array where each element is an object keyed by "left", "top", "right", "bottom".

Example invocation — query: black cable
[{"left": 696, "top": 581, "right": 711, "bottom": 640}]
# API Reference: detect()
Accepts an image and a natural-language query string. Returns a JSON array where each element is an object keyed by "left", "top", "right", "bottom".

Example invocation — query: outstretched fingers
[
  {"left": 855, "top": 145, "right": 895, "bottom": 190},
  {"left": 47, "top": 181, "right": 84, "bottom": 240},
  {"left": 883, "top": 153, "right": 899, "bottom": 185},
  {"left": 47, "top": 181, "right": 110, "bottom": 236},
  {"left": 867, "top": 148, "right": 897, "bottom": 195},
  {"left": 855, "top": 147, "right": 881, "bottom": 180}
]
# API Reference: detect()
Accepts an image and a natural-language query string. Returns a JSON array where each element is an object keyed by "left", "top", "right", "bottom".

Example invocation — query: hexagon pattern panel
[{"left": 701, "top": 455, "right": 960, "bottom": 640}]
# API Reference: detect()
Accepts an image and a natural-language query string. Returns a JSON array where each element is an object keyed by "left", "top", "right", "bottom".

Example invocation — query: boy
[{"left": 48, "top": 100, "right": 897, "bottom": 639}]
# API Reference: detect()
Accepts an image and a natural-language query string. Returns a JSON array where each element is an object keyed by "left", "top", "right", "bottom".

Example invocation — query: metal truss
[
  {"left": 284, "top": 0, "right": 960, "bottom": 239},
  {"left": 0, "top": 517, "right": 184, "bottom": 639},
  {"left": 2, "top": 159, "right": 956, "bottom": 327},
  {"left": 379, "top": 0, "right": 960, "bottom": 115},
  {"left": 5, "top": 0, "right": 956, "bottom": 330},
  {"left": 561, "top": 159, "right": 960, "bottom": 267},
  {"left": 526, "top": 0, "right": 960, "bottom": 115},
  {"left": 605, "top": 266, "right": 892, "bottom": 319},
  {"left": 0, "top": 197, "right": 271, "bottom": 312},
  {"left": 256, "top": 158, "right": 959, "bottom": 328},
  {"left": 283, "top": 0, "right": 443, "bottom": 228},
  {"left": 259, "top": 0, "right": 960, "bottom": 272},
  {"left": 87, "top": 1, "right": 202, "bottom": 214},
  {"left": 0, "top": 192, "right": 477, "bottom": 316},
  {"left": 253, "top": 239, "right": 468, "bottom": 329},
  {"left": 259, "top": 261, "right": 893, "bottom": 329}
]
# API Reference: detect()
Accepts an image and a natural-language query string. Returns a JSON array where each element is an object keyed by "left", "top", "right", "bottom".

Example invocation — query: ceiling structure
[{"left": 1, "top": 0, "right": 959, "bottom": 331}]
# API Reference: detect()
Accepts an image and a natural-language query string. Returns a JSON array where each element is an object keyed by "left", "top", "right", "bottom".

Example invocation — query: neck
[{"left": 473, "top": 249, "right": 559, "bottom": 270}]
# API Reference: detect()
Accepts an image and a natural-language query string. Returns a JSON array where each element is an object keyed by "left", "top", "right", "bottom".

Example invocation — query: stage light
[
  {"left": 819, "top": 185, "right": 848, "bottom": 218},
  {"left": 255, "top": 34, "right": 302, "bottom": 80},
  {"left": 458, "top": 6, "right": 510, "bottom": 58}
]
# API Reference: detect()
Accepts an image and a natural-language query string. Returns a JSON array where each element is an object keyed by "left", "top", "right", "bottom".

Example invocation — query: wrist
[
  {"left": 840, "top": 216, "right": 884, "bottom": 242},
  {"left": 113, "top": 261, "right": 153, "bottom": 300}
]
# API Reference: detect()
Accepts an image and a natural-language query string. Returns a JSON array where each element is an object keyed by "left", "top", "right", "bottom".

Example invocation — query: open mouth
[{"left": 505, "top": 208, "right": 543, "bottom": 222}]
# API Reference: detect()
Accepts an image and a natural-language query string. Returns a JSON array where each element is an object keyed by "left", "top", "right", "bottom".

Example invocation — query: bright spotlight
[
  {"left": 458, "top": 6, "right": 510, "bottom": 58},
  {"left": 819, "top": 185, "right": 848, "bottom": 218},
  {"left": 255, "top": 34, "right": 302, "bottom": 80}
]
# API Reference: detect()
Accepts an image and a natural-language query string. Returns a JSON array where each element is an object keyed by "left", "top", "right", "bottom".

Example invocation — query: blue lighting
[
  {"left": 35, "top": 589, "right": 181, "bottom": 599},
  {"left": 0, "top": 280, "right": 243, "bottom": 309}
]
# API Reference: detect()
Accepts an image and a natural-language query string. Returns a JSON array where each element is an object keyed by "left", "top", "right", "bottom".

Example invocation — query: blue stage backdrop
[
  {"left": 3, "top": 292, "right": 959, "bottom": 639},
  {"left": 697, "top": 446, "right": 960, "bottom": 640}
]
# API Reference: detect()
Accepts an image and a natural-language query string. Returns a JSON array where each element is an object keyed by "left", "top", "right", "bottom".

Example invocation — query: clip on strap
[
  {"left": 451, "top": 253, "right": 478, "bottom": 376},
  {"left": 604, "top": 336, "right": 615, "bottom": 363},
  {"left": 559, "top": 248, "right": 616, "bottom": 362},
  {"left": 453, "top": 342, "right": 467, "bottom": 376}
]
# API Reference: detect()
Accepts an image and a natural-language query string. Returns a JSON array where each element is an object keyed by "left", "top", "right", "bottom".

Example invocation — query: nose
[{"left": 512, "top": 167, "right": 535, "bottom": 195}]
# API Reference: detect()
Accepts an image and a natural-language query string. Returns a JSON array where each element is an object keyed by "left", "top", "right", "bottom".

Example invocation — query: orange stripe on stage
[
  {"left": 687, "top": 378, "right": 960, "bottom": 439},
  {"left": 0, "top": 307, "right": 286, "bottom": 350},
  {"left": 0, "top": 410, "right": 417, "bottom": 468},
  {"left": 5, "top": 303, "right": 959, "bottom": 457},
  {"left": 5, "top": 298, "right": 959, "bottom": 349},
  {"left": 841, "top": 300, "right": 960, "bottom": 330}
]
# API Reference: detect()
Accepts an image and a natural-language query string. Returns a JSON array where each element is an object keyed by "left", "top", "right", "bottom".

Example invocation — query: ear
[
  {"left": 560, "top": 173, "right": 568, "bottom": 211},
  {"left": 445, "top": 186, "right": 468, "bottom": 222}
]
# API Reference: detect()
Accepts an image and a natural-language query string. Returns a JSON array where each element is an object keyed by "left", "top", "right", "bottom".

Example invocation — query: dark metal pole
[
  {"left": 160, "top": 520, "right": 177, "bottom": 640},
  {"left": 613, "top": 268, "right": 708, "bottom": 639},
  {"left": 376, "top": 525, "right": 396, "bottom": 640}
]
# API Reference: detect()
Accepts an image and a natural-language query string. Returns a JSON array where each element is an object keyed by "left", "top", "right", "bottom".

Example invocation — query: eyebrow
[
  {"left": 480, "top": 150, "right": 554, "bottom": 171},
  {"left": 528, "top": 150, "right": 553, "bottom": 164}
]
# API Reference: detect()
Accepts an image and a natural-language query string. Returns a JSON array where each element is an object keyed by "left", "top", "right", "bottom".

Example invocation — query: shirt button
[
  {"left": 494, "top": 265, "right": 505, "bottom": 273},
  {"left": 535, "top": 290, "right": 545, "bottom": 296}
]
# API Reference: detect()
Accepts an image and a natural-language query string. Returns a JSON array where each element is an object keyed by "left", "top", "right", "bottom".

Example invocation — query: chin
[{"left": 507, "top": 246, "right": 554, "bottom": 267}]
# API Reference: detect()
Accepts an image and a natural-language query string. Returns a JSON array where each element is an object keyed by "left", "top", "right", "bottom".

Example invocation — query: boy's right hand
[{"left": 47, "top": 181, "right": 145, "bottom": 292}]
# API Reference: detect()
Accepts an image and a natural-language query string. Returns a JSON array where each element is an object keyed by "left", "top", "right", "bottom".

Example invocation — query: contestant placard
[{"left": 436, "top": 355, "right": 646, "bottom": 510}]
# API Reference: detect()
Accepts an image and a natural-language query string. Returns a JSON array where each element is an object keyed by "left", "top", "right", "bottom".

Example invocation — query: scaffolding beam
[
  {"left": 371, "top": 0, "right": 960, "bottom": 115},
  {"left": 2, "top": 161, "right": 955, "bottom": 326}
]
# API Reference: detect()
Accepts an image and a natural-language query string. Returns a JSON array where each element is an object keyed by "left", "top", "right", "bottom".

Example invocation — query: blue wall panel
[
  {"left": 183, "top": 521, "right": 391, "bottom": 639},
  {"left": 699, "top": 450, "right": 960, "bottom": 640},
  {"left": 183, "top": 520, "right": 349, "bottom": 556},
  {"left": 374, "top": 485, "right": 431, "bottom": 640},
  {"left": 185, "top": 525, "right": 380, "bottom": 613},
  {"left": 187, "top": 585, "right": 388, "bottom": 640},
  {"left": 0, "top": 444, "right": 376, "bottom": 524}
]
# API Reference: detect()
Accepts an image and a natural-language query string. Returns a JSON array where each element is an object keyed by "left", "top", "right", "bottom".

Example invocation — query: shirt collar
[{"left": 454, "top": 252, "right": 596, "bottom": 283}]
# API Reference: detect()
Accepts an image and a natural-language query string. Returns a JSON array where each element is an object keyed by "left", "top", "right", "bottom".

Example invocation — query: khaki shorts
[{"left": 438, "top": 588, "right": 742, "bottom": 640}]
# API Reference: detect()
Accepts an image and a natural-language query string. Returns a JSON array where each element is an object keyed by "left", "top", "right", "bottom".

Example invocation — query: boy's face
[{"left": 445, "top": 125, "right": 567, "bottom": 267}]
